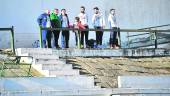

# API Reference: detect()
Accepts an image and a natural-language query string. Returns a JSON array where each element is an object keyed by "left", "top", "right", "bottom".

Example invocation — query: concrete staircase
[
  {"left": 10, "top": 48, "right": 112, "bottom": 96},
  {"left": 1, "top": 48, "right": 169, "bottom": 96}
]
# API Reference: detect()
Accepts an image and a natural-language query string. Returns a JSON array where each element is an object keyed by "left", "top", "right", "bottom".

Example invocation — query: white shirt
[
  {"left": 108, "top": 14, "right": 117, "bottom": 27},
  {"left": 78, "top": 13, "right": 88, "bottom": 26},
  {"left": 92, "top": 13, "right": 105, "bottom": 27}
]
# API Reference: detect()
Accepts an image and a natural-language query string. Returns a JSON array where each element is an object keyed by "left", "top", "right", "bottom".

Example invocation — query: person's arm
[
  {"left": 85, "top": 14, "right": 88, "bottom": 26},
  {"left": 114, "top": 16, "right": 118, "bottom": 27},
  {"left": 108, "top": 15, "right": 113, "bottom": 28},
  {"left": 92, "top": 14, "right": 95, "bottom": 27},
  {"left": 78, "top": 22, "right": 86, "bottom": 30},
  {"left": 37, "top": 14, "right": 42, "bottom": 26},
  {"left": 66, "top": 15, "right": 70, "bottom": 28},
  {"left": 102, "top": 14, "right": 105, "bottom": 28}
]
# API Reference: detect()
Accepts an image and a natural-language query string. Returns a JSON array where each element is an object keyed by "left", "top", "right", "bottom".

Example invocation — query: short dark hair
[
  {"left": 61, "top": 9, "right": 66, "bottom": 11},
  {"left": 54, "top": 8, "right": 59, "bottom": 11},
  {"left": 81, "top": 6, "right": 85, "bottom": 10},
  {"left": 110, "top": 9, "right": 115, "bottom": 12},
  {"left": 93, "top": 7, "right": 99, "bottom": 10},
  {"left": 75, "top": 17, "right": 80, "bottom": 21}
]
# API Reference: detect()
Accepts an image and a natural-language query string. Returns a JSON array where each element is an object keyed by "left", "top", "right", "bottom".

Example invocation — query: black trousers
[
  {"left": 80, "top": 26, "right": 89, "bottom": 47},
  {"left": 51, "top": 20, "right": 60, "bottom": 48},
  {"left": 110, "top": 27, "right": 120, "bottom": 46},
  {"left": 75, "top": 31, "right": 80, "bottom": 46},
  {"left": 95, "top": 27, "right": 103, "bottom": 45},
  {"left": 62, "top": 30, "right": 70, "bottom": 48},
  {"left": 46, "top": 30, "right": 52, "bottom": 48}
]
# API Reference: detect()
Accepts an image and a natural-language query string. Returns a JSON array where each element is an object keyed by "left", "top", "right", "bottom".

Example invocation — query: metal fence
[
  {"left": 1, "top": 26, "right": 170, "bottom": 55},
  {"left": 0, "top": 26, "right": 15, "bottom": 54},
  {"left": 41, "top": 27, "right": 170, "bottom": 49},
  {"left": 127, "top": 24, "right": 170, "bottom": 48}
]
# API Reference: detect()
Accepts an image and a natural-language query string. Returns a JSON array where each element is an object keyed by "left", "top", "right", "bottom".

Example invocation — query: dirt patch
[{"left": 68, "top": 57, "right": 170, "bottom": 88}]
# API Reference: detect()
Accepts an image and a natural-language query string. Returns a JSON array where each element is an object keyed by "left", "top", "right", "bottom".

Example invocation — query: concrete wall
[
  {"left": 0, "top": 0, "right": 170, "bottom": 48},
  {"left": 105, "top": 0, "right": 170, "bottom": 42},
  {"left": 0, "top": 0, "right": 104, "bottom": 48}
]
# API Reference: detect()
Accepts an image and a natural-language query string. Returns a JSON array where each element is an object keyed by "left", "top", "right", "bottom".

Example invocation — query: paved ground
[{"left": 68, "top": 57, "right": 170, "bottom": 88}]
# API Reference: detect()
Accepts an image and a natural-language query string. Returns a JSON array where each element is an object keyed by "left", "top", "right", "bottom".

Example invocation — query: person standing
[
  {"left": 37, "top": 9, "right": 51, "bottom": 48},
  {"left": 73, "top": 17, "right": 86, "bottom": 48},
  {"left": 50, "top": 9, "right": 61, "bottom": 48},
  {"left": 92, "top": 7, "right": 105, "bottom": 48},
  {"left": 78, "top": 6, "right": 89, "bottom": 48},
  {"left": 60, "top": 9, "right": 70, "bottom": 48},
  {"left": 108, "top": 9, "right": 120, "bottom": 49}
]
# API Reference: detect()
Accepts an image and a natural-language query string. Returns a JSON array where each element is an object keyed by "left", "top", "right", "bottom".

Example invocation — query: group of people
[{"left": 37, "top": 6, "right": 120, "bottom": 49}]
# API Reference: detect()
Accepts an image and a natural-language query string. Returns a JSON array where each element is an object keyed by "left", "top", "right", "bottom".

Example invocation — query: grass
[{"left": 0, "top": 62, "right": 43, "bottom": 77}]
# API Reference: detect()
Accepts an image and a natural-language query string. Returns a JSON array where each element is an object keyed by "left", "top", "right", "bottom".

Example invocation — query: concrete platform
[
  {"left": 0, "top": 89, "right": 112, "bottom": 96},
  {"left": 118, "top": 76, "right": 170, "bottom": 88},
  {"left": 16, "top": 48, "right": 53, "bottom": 55},
  {"left": 16, "top": 48, "right": 170, "bottom": 57}
]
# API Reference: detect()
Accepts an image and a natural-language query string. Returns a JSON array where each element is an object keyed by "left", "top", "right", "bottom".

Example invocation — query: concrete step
[
  {"left": 32, "top": 63, "right": 78, "bottom": 76},
  {"left": 34, "top": 59, "right": 66, "bottom": 65},
  {"left": 0, "top": 77, "right": 97, "bottom": 91},
  {"left": 16, "top": 48, "right": 53, "bottom": 56},
  {"left": 1, "top": 88, "right": 112, "bottom": 96},
  {"left": 32, "top": 54, "right": 59, "bottom": 60},
  {"left": 118, "top": 76, "right": 170, "bottom": 88},
  {"left": 49, "top": 70, "right": 80, "bottom": 76},
  {"left": 42, "top": 64, "right": 73, "bottom": 70}
]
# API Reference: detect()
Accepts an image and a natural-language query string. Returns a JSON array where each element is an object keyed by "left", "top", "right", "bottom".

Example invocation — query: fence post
[
  {"left": 154, "top": 31, "right": 158, "bottom": 49},
  {"left": 39, "top": 26, "right": 43, "bottom": 48},
  {"left": 11, "top": 26, "right": 15, "bottom": 54},
  {"left": 127, "top": 32, "right": 130, "bottom": 48}
]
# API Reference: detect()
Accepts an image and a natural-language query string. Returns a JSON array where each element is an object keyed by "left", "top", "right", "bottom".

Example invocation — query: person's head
[
  {"left": 80, "top": 6, "right": 85, "bottom": 13},
  {"left": 75, "top": 17, "right": 80, "bottom": 22},
  {"left": 54, "top": 8, "right": 59, "bottom": 14},
  {"left": 93, "top": 7, "right": 99, "bottom": 14},
  {"left": 61, "top": 9, "right": 66, "bottom": 15},
  {"left": 45, "top": 9, "right": 50, "bottom": 15},
  {"left": 110, "top": 9, "right": 116, "bottom": 15}
]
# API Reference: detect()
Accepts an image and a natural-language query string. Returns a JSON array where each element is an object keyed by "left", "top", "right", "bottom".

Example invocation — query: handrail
[
  {"left": 139, "top": 24, "right": 170, "bottom": 30},
  {"left": 0, "top": 26, "right": 15, "bottom": 54},
  {"left": 127, "top": 24, "right": 170, "bottom": 38},
  {"left": 40, "top": 27, "right": 170, "bottom": 49},
  {"left": 41, "top": 27, "right": 170, "bottom": 32}
]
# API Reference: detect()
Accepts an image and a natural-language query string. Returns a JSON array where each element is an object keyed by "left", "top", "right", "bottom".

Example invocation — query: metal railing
[
  {"left": 0, "top": 26, "right": 15, "bottom": 54},
  {"left": 40, "top": 27, "right": 170, "bottom": 49},
  {"left": 126, "top": 24, "right": 170, "bottom": 48},
  {"left": 0, "top": 56, "right": 33, "bottom": 77}
]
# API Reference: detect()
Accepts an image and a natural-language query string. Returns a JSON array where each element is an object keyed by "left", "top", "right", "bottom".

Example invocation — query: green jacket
[{"left": 50, "top": 13, "right": 61, "bottom": 27}]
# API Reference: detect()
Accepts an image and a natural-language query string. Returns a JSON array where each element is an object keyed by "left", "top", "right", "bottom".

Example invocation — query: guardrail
[
  {"left": 40, "top": 27, "right": 170, "bottom": 49},
  {"left": 0, "top": 26, "right": 15, "bottom": 54},
  {"left": 127, "top": 24, "right": 170, "bottom": 48},
  {"left": 0, "top": 56, "right": 33, "bottom": 77}
]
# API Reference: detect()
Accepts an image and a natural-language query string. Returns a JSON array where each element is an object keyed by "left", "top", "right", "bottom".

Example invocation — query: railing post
[
  {"left": 127, "top": 32, "right": 130, "bottom": 48},
  {"left": 118, "top": 28, "right": 121, "bottom": 48},
  {"left": 39, "top": 26, "right": 43, "bottom": 48},
  {"left": 154, "top": 31, "right": 158, "bottom": 49},
  {"left": 11, "top": 26, "right": 15, "bottom": 54}
]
